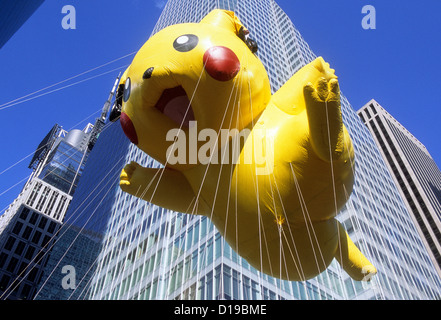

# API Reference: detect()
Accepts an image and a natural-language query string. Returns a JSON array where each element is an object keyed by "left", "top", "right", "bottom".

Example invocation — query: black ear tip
[
  {"left": 247, "top": 38, "right": 258, "bottom": 53},
  {"left": 238, "top": 27, "right": 258, "bottom": 54},
  {"left": 109, "top": 101, "right": 122, "bottom": 122},
  {"left": 143, "top": 67, "right": 154, "bottom": 79},
  {"left": 109, "top": 83, "right": 125, "bottom": 122}
]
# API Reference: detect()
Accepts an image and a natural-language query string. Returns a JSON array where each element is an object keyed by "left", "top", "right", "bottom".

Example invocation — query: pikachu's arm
[
  {"left": 335, "top": 221, "right": 377, "bottom": 281},
  {"left": 271, "top": 57, "right": 337, "bottom": 115},
  {"left": 303, "top": 78, "right": 349, "bottom": 162},
  {"left": 271, "top": 57, "right": 353, "bottom": 162},
  {"left": 120, "top": 161, "right": 210, "bottom": 215}
]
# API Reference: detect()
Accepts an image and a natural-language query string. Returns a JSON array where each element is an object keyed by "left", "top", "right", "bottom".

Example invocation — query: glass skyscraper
[
  {"left": 36, "top": 0, "right": 441, "bottom": 300},
  {"left": 0, "top": 124, "right": 92, "bottom": 300}
]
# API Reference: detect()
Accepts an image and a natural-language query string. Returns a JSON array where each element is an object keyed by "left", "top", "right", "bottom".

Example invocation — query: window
[
  {"left": 24, "top": 246, "right": 36, "bottom": 260},
  {"left": 223, "top": 266, "right": 232, "bottom": 300},
  {"left": 14, "top": 241, "right": 26, "bottom": 255},
  {"left": 41, "top": 235, "right": 52, "bottom": 248},
  {"left": 45, "top": 191, "right": 59, "bottom": 216},
  {"left": 18, "top": 261, "right": 28, "bottom": 275},
  {"left": 29, "top": 212, "right": 39, "bottom": 225},
  {"left": 36, "top": 187, "right": 50, "bottom": 211},
  {"left": 0, "top": 253, "right": 8, "bottom": 268},
  {"left": 54, "top": 197, "right": 67, "bottom": 220},
  {"left": 205, "top": 271, "right": 213, "bottom": 299},
  {"left": 232, "top": 270, "right": 240, "bottom": 300},
  {"left": 6, "top": 257, "right": 18, "bottom": 273},
  {"left": 38, "top": 216, "right": 48, "bottom": 230},
  {"left": 12, "top": 222, "right": 23, "bottom": 235},
  {"left": 27, "top": 182, "right": 42, "bottom": 207},
  {"left": 20, "top": 284, "right": 32, "bottom": 300},
  {"left": 47, "top": 221, "right": 57, "bottom": 234},
  {"left": 32, "top": 231, "right": 42, "bottom": 245},
  {"left": 4, "top": 237, "right": 16, "bottom": 251},
  {"left": 26, "top": 268, "right": 38, "bottom": 282},
  {"left": 242, "top": 276, "right": 251, "bottom": 299},
  {"left": 35, "top": 250, "right": 45, "bottom": 265},
  {"left": 22, "top": 226, "right": 33, "bottom": 240},
  {"left": 0, "top": 275, "right": 11, "bottom": 291},
  {"left": 19, "top": 207, "right": 30, "bottom": 220}
]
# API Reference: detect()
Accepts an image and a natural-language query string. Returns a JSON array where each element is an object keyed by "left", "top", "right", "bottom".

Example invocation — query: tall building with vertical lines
[
  {"left": 0, "top": 123, "right": 93, "bottom": 300},
  {"left": 358, "top": 99, "right": 441, "bottom": 277},
  {"left": 35, "top": 0, "right": 441, "bottom": 300},
  {"left": 0, "top": 0, "right": 45, "bottom": 49}
]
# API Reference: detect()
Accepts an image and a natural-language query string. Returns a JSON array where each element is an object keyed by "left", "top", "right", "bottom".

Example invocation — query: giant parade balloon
[{"left": 111, "top": 9, "right": 377, "bottom": 281}]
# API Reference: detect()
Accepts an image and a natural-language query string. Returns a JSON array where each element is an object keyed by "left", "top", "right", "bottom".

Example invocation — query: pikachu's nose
[{"left": 203, "top": 46, "right": 240, "bottom": 81}]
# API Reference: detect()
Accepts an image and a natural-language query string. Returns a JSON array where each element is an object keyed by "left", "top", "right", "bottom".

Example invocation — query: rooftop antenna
[{"left": 87, "top": 73, "right": 121, "bottom": 150}]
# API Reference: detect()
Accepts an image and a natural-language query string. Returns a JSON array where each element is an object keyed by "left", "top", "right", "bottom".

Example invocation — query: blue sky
[{"left": 0, "top": 0, "right": 440, "bottom": 214}]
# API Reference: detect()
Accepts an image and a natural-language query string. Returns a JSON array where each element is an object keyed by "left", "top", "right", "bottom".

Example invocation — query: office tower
[
  {"left": 0, "top": 0, "right": 45, "bottom": 48},
  {"left": 0, "top": 123, "right": 93, "bottom": 300},
  {"left": 36, "top": 0, "right": 441, "bottom": 300},
  {"left": 358, "top": 99, "right": 441, "bottom": 277},
  {"left": 34, "top": 121, "right": 125, "bottom": 300}
]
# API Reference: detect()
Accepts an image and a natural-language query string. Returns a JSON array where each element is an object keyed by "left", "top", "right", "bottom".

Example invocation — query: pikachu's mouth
[{"left": 154, "top": 86, "right": 195, "bottom": 128}]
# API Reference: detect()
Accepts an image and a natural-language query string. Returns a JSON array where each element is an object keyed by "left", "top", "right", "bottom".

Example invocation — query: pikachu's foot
[{"left": 120, "top": 161, "right": 147, "bottom": 196}]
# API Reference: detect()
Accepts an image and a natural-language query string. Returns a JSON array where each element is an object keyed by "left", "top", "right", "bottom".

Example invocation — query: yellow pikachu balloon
[{"left": 116, "top": 9, "right": 376, "bottom": 281}]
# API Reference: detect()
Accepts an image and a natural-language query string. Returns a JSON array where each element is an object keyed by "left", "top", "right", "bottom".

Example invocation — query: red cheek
[
  {"left": 203, "top": 46, "right": 240, "bottom": 81},
  {"left": 120, "top": 112, "right": 138, "bottom": 145}
]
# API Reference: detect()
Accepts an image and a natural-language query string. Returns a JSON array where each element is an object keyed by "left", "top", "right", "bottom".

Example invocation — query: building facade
[
  {"left": 0, "top": 0, "right": 45, "bottom": 49},
  {"left": 36, "top": 0, "right": 441, "bottom": 300},
  {"left": 358, "top": 99, "right": 441, "bottom": 277},
  {"left": 0, "top": 124, "right": 93, "bottom": 299},
  {"left": 34, "top": 121, "right": 122, "bottom": 300}
]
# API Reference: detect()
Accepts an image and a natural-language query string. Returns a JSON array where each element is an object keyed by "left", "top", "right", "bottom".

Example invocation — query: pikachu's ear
[{"left": 200, "top": 9, "right": 246, "bottom": 35}]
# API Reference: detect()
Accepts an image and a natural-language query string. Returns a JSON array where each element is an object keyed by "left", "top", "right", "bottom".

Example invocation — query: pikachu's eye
[
  {"left": 123, "top": 77, "right": 131, "bottom": 102},
  {"left": 173, "top": 34, "right": 199, "bottom": 52}
]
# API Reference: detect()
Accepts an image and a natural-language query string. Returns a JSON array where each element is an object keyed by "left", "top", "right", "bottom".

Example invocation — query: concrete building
[{"left": 358, "top": 99, "right": 441, "bottom": 277}]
